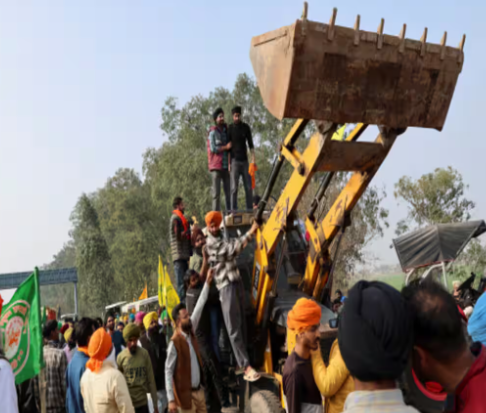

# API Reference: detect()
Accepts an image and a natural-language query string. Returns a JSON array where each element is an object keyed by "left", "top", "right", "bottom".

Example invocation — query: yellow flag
[
  {"left": 158, "top": 256, "right": 164, "bottom": 306},
  {"left": 158, "top": 256, "right": 180, "bottom": 320},
  {"left": 138, "top": 284, "right": 148, "bottom": 300},
  {"left": 331, "top": 124, "right": 347, "bottom": 141}
]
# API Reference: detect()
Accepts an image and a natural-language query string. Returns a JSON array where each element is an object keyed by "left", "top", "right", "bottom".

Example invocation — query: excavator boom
[{"left": 249, "top": 3, "right": 464, "bottom": 371}]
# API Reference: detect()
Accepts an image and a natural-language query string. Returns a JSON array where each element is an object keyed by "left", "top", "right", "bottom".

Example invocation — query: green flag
[{"left": 0, "top": 268, "right": 44, "bottom": 384}]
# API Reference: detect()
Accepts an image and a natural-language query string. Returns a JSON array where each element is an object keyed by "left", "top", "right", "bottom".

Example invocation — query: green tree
[
  {"left": 143, "top": 73, "right": 301, "bottom": 227},
  {"left": 71, "top": 194, "right": 115, "bottom": 316},
  {"left": 95, "top": 168, "right": 163, "bottom": 299},
  {"left": 394, "top": 166, "right": 475, "bottom": 234}
]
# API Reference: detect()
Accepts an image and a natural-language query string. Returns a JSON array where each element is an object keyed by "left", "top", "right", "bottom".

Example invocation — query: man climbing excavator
[{"left": 217, "top": 3, "right": 465, "bottom": 412}]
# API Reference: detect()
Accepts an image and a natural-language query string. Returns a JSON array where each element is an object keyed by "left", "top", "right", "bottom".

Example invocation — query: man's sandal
[{"left": 243, "top": 367, "right": 261, "bottom": 382}]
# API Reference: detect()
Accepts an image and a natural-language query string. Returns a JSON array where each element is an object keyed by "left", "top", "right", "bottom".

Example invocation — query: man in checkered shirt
[
  {"left": 204, "top": 211, "right": 261, "bottom": 382},
  {"left": 42, "top": 320, "right": 67, "bottom": 413}
]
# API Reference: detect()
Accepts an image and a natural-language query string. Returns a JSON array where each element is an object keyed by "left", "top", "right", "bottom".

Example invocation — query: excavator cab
[{"left": 220, "top": 4, "right": 465, "bottom": 412}]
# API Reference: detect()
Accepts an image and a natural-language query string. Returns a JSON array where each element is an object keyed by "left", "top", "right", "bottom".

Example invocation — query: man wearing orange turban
[
  {"left": 205, "top": 210, "right": 261, "bottom": 382},
  {"left": 81, "top": 328, "right": 135, "bottom": 413},
  {"left": 283, "top": 299, "right": 322, "bottom": 413},
  {"left": 205, "top": 211, "right": 223, "bottom": 228}
]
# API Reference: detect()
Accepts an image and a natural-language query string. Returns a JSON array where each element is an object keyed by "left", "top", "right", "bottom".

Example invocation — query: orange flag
[
  {"left": 138, "top": 284, "right": 148, "bottom": 300},
  {"left": 249, "top": 163, "right": 258, "bottom": 189}
]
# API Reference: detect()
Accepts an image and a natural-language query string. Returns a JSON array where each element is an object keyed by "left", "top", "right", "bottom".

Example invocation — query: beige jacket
[{"left": 81, "top": 360, "right": 135, "bottom": 413}]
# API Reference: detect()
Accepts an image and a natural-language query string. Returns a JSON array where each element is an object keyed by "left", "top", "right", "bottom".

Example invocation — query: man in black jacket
[
  {"left": 140, "top": 312, "right": 167, "bottom": 413},
  {"left": 228, "top": 106, "right": 255, "bottom": 211}
]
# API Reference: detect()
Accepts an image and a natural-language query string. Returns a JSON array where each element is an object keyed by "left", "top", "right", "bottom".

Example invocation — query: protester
[
  {"left": 312, "top": 337, "right": 353, "bottom": 413},
  {"left": 117, "top": 322, "right": 125, "bottom": 333},
  {"left": 81, "top": 328, "right": 135, "bottom": 413},
  {"left": 43, "top": 319, "right": 68, "bottom": 413},
  {"left": 170, "top": 196, "right": 192, "bottom": 303},
  {"left": 205, "top": 210, "right": 260, "bottom": 381},
  {"left": 228, "top": 105, "right": 255, "bottom": 211},
  {"left": 160, "top": 308, "right": 174, "bottom": 344},
  {"left": 189, "top": 229, "right": 220, "bottom": 361},
  {"left": 66, "top": 317, "right": 96, "bottom": 413},
  {"left": 140, "top": 312, "right": 168, "bottom": 413},
  {"left": 63, "top": 327, "right": 76, "bottom": 364},
  {"left": 452, "top": 280, "right": 461, "bottom": 299},
  {"left": 339, "top": 281, "right": 418, "bottom": 413},
  {"left": 467, "top": 292, "right": 486, "bottom": 345},
  {"left": 190, "top": 226, "right": 206, "bottom": 273},
  {"left": 283, "top": 298, "right": 323, "bottom": 413},
  {"left": 165, "top": 269, "right": 213, "bottom": 413},
  {"left": 0, "top": 336, "right": 19, "bottom": 413},
  {"left": 135, "top": 311, "right": 147, "bottom": 337},
  {"left": 185, "top": 266, "right": 229, "bottom": 412},
  {"left": 207, "top": 107, "right": 231, "bottom": 212},
  {"left": 402, "top": 280, "right": 486, "bottom": 413},
  {"left": 118, "top": 324, "right": 158, "bottom": 413},
  {"left": 106, "top": 312, "right": 126, "bottom": 358}
]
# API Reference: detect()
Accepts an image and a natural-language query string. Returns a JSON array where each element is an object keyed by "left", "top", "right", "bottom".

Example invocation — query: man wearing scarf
[
  {"left": 339, "top": 281, "right": 418, "bottom": 413},
  {"left": 228, "top": 105, "right": 255, "bottom": 211},
  {"left": 118, "top": 324, "right": 158, "bottom": 413},
  {"left": 204, "top": 210, "right": 260, "bottom": 382},
  {"left": 403, "top": 280, "right": 486, "bottom": 413},
  {"left": 66, "top": 317, "right": 96, "bottom": 413},
  {"left": 81, "top": 328, "right": 135, "bottom": 413},
  {"left": 207, "top": 107, "right": 231, "bottom": 212},
  {"left": 283, "top": 298, "right": 323, "bottom": 413},
  {"left": 140, "top": 312, "right": 168, "bottom": 413},
  {"left": 170, "top": 196, "right": 192, "bottom": 303}
]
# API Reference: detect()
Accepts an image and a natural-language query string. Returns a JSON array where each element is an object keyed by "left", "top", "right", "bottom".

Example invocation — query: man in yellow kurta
[{"left": 311, "top": 336, "right": 354, "bottom": 413}]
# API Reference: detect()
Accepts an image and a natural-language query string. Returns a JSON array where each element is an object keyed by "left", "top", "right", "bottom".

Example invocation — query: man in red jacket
[{"left": 402, "top": 280, "right": 486, "bottom": 413}]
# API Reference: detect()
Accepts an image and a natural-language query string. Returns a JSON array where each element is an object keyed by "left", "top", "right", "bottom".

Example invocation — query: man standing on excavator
[
  {"left": 228, "top": 105, "right": 255, "bottom": 211},
  {"left": 205, "top": 211, "right": 261, "bottom": 382},
  {"left": 207, "top": 108, "right": 231, "bottom": 212}
]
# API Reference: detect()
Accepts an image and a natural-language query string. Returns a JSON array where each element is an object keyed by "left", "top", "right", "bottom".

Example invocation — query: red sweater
[{"left": 448, "top": 343, "right": 486, "bottom": 413}]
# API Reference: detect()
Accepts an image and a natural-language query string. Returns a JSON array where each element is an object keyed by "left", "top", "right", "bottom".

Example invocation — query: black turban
[
  {"left": 213, "top": 107, "right": 224, "bottom": 121},
  {"left": 338, "top": 280, "right": 412, "bottom": 382},
  {"left": 231, "top": 106, "right": 242, "bottom": 115}
]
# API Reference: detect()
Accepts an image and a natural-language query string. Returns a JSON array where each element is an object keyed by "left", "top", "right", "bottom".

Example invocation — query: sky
[{"left": 0, "top": 0, "right": 485, "bottom": 276}]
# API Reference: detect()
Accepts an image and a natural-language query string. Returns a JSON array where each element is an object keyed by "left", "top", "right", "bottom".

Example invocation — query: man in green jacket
[{"left": 118, "top": 324, "right": 158, "bottom": 413}]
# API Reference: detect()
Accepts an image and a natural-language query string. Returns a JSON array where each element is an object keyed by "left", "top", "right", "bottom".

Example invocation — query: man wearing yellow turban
[
  {"left": 81, "top": 328, "right": 135, "bottom": 413},
  {"left": 283, "top": 298, "right": 323, "bottom": 413},
  {"left": 140, "top": 312, "right": 168, "bottom": 413}
]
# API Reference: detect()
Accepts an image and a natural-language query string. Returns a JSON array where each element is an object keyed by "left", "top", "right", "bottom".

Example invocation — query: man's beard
[
  {"left": 181, "top": 319, "right": 192, "bottom": 334},
  {"left": 129, "top": 346, "right": 137, "bottom": 355},
  {"left": 148, "top": 327, "right": 159, "bottom": 337}
]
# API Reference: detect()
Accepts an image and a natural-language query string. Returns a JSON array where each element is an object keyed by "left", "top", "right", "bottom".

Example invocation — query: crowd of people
[
  {"left": 282, "top": 279, "right": 486, "bottom": 413},
  {"left": 0, "top": 310, "right": 171, "bottom": 413},
  {"left": 1, "top": 103, "right": 485, "bottom": 413}
]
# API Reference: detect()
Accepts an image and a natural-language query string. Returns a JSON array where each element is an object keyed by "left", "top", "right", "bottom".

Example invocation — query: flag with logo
[
  {"left": 0, "top": 268, "right": 44, "bottom": 384},
  {"left": 158, "top": 256, "right": 179, "bottom": 320}
]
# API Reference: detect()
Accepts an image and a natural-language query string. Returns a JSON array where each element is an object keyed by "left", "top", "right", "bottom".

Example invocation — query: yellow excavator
[{"left": 220, "top": 4, "right": 465, "bottom": 412}]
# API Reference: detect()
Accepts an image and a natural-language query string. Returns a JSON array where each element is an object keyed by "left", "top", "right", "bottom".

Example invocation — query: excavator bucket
[{"left": 250, "top": 6, "right": 465, "bottom": 130}]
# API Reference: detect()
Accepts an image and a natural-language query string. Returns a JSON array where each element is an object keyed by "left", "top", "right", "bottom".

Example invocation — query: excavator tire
[{"left": 245, "top": 390, "right": 284, "bottom": 413}]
